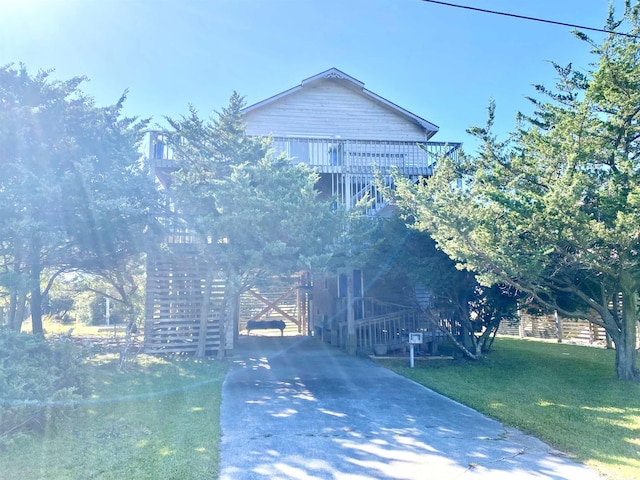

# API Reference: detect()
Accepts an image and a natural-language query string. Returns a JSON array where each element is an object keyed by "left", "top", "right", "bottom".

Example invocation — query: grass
[
  {"left": 0, "top": 353, "right": 227, "bottom": 480},
  {"left": 378, "top": 338, "right": 640, "bottom": 480},
  {"left": 25, "top": 316, "right": 130, "bottom": 339},
  {"left": 4, "top": 333, "right": 638, "bottom": 479}
]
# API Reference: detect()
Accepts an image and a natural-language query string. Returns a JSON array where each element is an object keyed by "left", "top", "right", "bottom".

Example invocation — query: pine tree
[{"left": 394, "top": 3, "right": 640, "bottom": 380}]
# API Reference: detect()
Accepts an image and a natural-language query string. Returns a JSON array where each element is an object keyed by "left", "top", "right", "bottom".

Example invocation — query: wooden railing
[
  {"left": 270, "top": 137, "right": 461, "bottom": 175},
  {"left": 147, "top": 132, "right": 462, "bottom": 171},
  {"left": 355, "top": 309, "right": 425, "bottom": 351},
  {"left": 350, "top": 302, "right": 450, "bottom": 354},
  {"left": 147, "top": 131, "right": 462, "bottom": 215}
]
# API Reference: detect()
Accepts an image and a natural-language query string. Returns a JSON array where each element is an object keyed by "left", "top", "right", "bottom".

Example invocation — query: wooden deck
[{"left": 148, "top": 131, "right": 461, "bottom": 216}]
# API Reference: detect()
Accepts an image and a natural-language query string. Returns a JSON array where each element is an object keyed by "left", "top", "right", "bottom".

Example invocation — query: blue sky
[{"left": 0, "top": 0, "right": 625, "bottom": 152}]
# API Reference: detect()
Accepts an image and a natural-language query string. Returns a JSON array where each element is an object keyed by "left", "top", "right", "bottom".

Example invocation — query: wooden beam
[{"left": 248, "top": 288, "right": 299, "bottom": 325}]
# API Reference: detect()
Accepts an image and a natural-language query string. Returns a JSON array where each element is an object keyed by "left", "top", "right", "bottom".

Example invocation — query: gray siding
[{"left": 244, "top": 79, "right": 427, "bottom": 141}]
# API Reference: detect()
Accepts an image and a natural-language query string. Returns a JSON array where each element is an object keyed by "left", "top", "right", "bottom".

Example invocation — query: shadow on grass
[
  {"left": 382, "top": 338, "right": 640, "bottom": 479},
  {"left": 1, "top": 353, "right": 227, "bottom": 480}
]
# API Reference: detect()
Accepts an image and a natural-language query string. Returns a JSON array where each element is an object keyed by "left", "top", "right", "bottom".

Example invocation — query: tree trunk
[
  {"left": 8, "top": 251, "right": 24, "bottom": 332},
  {"left": 614, "top": 291, "right": 639, "bottom": 381},
  {"left": 456, "top": 304, "right": 474, "bottom": 352},
  {"left": 427, "top": 315, "right": 482, "bottom": 360},
  {"left": 14, "top": 294, "right": 27, "bottom": 333},
  {"left": 8, "top": 292, "right": 18, "bottom": 331},
  {"left": 30, "top": 259, "right": 43, "bottom": 335},
  {"left": 195, "top": 269, "right": 214, "bottom": 359},
  {"left": 478, "top": 319, "right": 500, "bottom": 354}
]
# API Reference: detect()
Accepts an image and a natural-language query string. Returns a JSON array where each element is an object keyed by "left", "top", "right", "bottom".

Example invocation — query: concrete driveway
[{"left": 219, "top": 336, "right": 602, "bottom": 479}]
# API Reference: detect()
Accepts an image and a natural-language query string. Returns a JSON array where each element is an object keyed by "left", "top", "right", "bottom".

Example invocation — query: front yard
[
  {"left": 0, "top": 352, "right": 226, "bottom": 480},
  {"left": 379, "top": 338, "right": 640, "bottom": 480},
  {"left": 2, "top": 334, "right": 639, "bottom": 480}
]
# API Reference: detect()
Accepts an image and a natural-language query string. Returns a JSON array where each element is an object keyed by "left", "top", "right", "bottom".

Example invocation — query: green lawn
[
  {"left": 379, "top": 338, "right": 640, "bottom": 480},
  {"left": 4, "top": 337, "right": 638, "bottom": 479},
  {"left": 0, "top": 353, "right": 227, "bottom": 480}
]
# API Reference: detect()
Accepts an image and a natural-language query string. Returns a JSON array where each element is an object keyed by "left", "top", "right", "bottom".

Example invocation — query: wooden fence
[
  {"left": 238, "top": 275, "right": 310, "bottom": 335},
  {"left": 144, "top": 250, "right": 227, "bottom": 354},
  {"left": 498, "top": 313, "right": 608, "bottom": 344}
]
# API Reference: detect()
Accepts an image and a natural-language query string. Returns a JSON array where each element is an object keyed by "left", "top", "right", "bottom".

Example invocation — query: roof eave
[
  {"left": 242, "top": 67, "right": 440, "bottom": 140},
  {"left": 300, "top": 67, "right": 364, "bottom": 88},
  {"left": 242, "top": 84, "right": 302, "bottom": 115},
  {"left": 362, "top": 88, "right": 439, "bottom": 138}
]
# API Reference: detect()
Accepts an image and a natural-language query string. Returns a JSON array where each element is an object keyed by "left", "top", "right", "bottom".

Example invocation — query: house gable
[{"left": 243, "top": 68, "right": 438, "bottom": 142}]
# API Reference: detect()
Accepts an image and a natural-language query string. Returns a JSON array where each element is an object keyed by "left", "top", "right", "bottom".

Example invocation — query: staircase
[
  {"left": 351, "top": 301, "right": 443, "bottom": 354},
  {"left": 349, "top": 174, "right": 394, "bottom": 216}
]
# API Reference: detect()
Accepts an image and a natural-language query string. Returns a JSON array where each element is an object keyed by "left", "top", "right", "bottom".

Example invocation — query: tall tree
[
  {"left": 0, "top": 64, "right": 158, "bottom": 334},
  {"left": 393, "top": 3, "right": 640, "bottom": 380},
  {"left": 165, "top": 93, "right": 340, "bottom": 358},
  {"left": 365, "top": 216, "right": 517, "bottom": 359}
]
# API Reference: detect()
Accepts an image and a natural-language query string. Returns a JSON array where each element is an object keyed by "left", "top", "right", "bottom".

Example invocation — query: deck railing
[
  {"left": 149, "top": 131, "right": 174, "bottom": 162},
  {"left": 148, "top": 131, "right": 461, "bottom": 215},
  {"left": 355, "top": 309, "right": 426, "bottom": 349},
  {"left": 354, "top": 308, "right": 449, "bottom": 354},
  {"left": 148, "top": 131, "right": 461, "bottom": 175},
  {"left": 270, "top": 136, "right": 461, "bottom": 176}
]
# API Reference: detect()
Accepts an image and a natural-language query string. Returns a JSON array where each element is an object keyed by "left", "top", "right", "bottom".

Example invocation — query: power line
[{"left": 419, "top": 0, "right": 640, "bottom": 39}]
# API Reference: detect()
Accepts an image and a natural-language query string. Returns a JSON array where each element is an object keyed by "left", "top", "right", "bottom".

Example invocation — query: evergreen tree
[
  {"left": 393, "top": 3, "right": 640, "bottom": 380},
  {"left": 0, "top": 64, "right": 158, "bottom": 334},
  {"left": 365, "top": 216, "right": 517, "bottom": 359},
  {"left": 166, "top": 93, "right": 340, "bottom": 358}
]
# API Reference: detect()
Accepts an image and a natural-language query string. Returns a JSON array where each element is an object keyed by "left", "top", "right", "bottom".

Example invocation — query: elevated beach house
[{"left": 144, "top": 68, "right": 461, "bottom": 355}]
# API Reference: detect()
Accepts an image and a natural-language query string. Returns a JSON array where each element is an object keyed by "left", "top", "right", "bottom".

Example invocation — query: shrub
[{"left": 0, "top": 330, "right": 89, "bottom": 446}]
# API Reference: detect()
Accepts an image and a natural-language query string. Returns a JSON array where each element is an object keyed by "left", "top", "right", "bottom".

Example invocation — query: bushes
[{"left": 0, "top": 330, "right": 89, "bottom": 446}]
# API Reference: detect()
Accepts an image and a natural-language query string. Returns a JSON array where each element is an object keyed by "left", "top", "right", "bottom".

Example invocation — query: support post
[
  {"left": 409, "top": 344, "right": 415, "bottom": 368},
  {"left": 555, "top": 310, "right": 562, "bottom": 343},
  {"left": 346, "top": 269, "right": 357, "bottom": 355}
]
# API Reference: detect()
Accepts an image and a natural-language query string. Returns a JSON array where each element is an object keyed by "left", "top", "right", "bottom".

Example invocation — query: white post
[
  {"left": 105, "top": 297, "right": 110, "bottom": 325},
  {"left": 555, "top": 310, "right": 563, "bottom": 343},
  {"left": 409, "top": 343, "right": 415, "bottom": 368},
  {"left": 408, "top": 332, "right": 422, "bottom": 368}
]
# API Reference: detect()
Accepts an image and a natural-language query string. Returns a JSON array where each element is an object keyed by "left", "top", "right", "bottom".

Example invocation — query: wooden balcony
[
  {"left": 147, "top": 131, "right": 461, "bottom": 215},
  {"left": 148, "top": 131, "right": 460, "bottom": 177},
  {"left": 270, "top": 136, "right": 461, "bottom": 177}
]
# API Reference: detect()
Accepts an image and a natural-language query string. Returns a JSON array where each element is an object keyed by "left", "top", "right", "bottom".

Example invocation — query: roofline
[
  {"left": 241, "top": 67, "right": 439, "bottom": 139},
  {"left": 300, "top": 68, "right": 365, "bottom": 88},
  {"left": 361, "top": 87, "right": 439, "bottom": 138},
  {"left": 241, "top": 84, "right": 303, "bottom": 115}
]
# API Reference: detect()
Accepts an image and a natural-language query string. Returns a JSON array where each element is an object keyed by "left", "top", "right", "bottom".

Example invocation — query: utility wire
[{"left": 419, "top": 0, "right": 640, "bottom": 39}]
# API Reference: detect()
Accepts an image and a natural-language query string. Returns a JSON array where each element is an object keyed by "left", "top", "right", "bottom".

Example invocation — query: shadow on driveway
[{"left": 220, "top": 336, "right": 602, "bottom": 479}]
